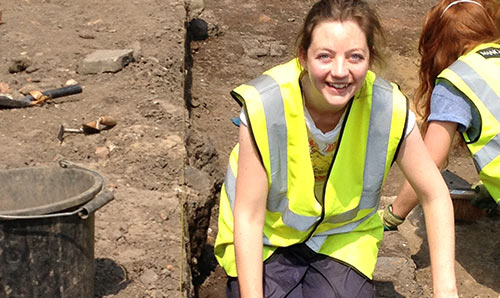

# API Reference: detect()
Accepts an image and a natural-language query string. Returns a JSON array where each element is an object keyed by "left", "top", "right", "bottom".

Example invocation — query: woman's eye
[
  {"left": 350, "top": 53, "right": 364, "bottom": 62},
  {"left": 318, "top": 54, "right": 330, "bottom": 61}
]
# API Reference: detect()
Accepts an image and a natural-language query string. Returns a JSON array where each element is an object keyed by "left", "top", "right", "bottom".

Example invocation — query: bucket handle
[{"left": 0, "top": 189, "right": 114, "bottom": 220}]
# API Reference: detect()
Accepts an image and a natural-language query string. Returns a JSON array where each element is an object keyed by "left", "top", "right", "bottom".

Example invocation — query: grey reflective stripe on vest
[
  {"left": 306, "top": 234, "right": 328, "bottom": 252},
  {"left": 224, "top": 164, "right": 237, "bottom": 211},
  {"left": 223, "top": 74, "right": 318, "bottom": 232},
  {"left": 448, "top": 60, "right": 500, "bottom": 169},
  {"left": 475, "top": 134, "right": 500, "bottom": 169},
  {"left": 306, "top": 210, "right": 379, "bottom": 252},
  {"left": 247, "top": 75, "right": 318, "bottom": 231}
]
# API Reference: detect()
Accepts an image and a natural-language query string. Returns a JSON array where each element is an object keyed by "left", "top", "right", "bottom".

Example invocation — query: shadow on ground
[
  {"left": 375, "top": 281, "right": 406, "bottom": 298},
  {"left": 95, "top": 258, "right": 131, "bottom": 297}
]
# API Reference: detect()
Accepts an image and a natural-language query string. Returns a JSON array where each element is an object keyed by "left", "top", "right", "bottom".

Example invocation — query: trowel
[{"left": 57, "top": 116, "right": 117, "bottom": 142}]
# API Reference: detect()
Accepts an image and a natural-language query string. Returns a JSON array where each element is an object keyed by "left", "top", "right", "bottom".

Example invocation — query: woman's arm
[
  {"left": 396, "top": 125, "right": 458, "bottom": 297},
  {"left": 234, "top": 123, "right": 269, "bottom": 298},
  {"left": 390, "top": 121, "right": 458, "bottom": 219}
]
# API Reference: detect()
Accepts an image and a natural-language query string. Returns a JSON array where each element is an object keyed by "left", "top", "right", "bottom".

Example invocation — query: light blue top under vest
[{"left": 429, "top": 82, "right": 480, "bottom": 140}]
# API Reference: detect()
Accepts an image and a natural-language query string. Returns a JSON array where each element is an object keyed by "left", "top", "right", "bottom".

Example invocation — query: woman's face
[{"left": 300, "top": 20, "right": 370, "bottom": 113}]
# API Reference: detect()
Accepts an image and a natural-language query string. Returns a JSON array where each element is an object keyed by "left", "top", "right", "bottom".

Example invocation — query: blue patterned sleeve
[{"left": 428, "top": 82, "right": 472, "bottom": 133}]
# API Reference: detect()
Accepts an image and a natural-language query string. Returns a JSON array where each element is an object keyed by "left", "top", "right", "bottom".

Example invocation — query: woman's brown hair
[{"left": 415, "top": 0, "right": 500, "bottom": 130}]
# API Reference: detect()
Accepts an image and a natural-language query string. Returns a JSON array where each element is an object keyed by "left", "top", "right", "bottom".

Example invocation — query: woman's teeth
[{"left": 328, "top": 82, "right": 348, "bottom": 89}]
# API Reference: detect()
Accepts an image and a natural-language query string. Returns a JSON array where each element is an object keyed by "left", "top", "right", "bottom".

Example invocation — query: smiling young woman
[{"left": 214, "top": 1, "right": 458, "bottom": 297}]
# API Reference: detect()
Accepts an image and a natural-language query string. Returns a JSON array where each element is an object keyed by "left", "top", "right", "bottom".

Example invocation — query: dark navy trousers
[{"left": 226, "top": 243, "right": 376, "bottom": 298}]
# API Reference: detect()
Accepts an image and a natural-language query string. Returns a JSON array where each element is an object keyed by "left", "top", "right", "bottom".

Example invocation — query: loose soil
[{"left": 0, "top": 0, "right": 498, "bottom": 297}]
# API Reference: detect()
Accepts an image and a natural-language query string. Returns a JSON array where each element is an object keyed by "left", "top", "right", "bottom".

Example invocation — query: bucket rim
[{"left": 0, "top": 163, "right": 104, "bottom": 216}]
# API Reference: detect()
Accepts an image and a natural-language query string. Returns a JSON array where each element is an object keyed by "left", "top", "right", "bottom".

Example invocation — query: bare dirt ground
[
  {"left": 0, "top": 0, "right": 499, "bottom": 297},
  {"left": 0, "top": 1, "right": 192, "bottom": 297}
]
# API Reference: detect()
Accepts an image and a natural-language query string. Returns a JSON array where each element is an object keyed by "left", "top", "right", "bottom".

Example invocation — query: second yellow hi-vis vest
[
  {"left": 214, "top": 59, "right": 408, "bottom": 279},
  {"left": 437, "top": 43, "right": 500, "bottom": 205}
]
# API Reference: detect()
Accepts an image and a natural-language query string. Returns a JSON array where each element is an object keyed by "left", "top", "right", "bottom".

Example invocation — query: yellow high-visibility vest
[
  {"left": 437, "top": 43, "right": 500, "bottom": 205},
  {"left": 215, "top": 59, "right": 408, "bottom": 278}
]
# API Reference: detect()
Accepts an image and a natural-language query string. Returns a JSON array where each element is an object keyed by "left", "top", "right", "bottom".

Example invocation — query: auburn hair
[{"left": 415, "top": 0, "right": 500, "bottom": 130}]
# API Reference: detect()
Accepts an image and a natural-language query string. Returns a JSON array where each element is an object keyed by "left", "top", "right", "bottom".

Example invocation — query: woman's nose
[{"left": 331, "top": 59, "right": 348, "bottom": 78}]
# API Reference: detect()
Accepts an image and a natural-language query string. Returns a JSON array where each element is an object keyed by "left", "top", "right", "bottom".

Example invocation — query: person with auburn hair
[
  {"left": 383, "top": 0, "right": 500, "bottom": 229},
  {"left": 215, "top": 0, "right": 458, "bottom": 297}
]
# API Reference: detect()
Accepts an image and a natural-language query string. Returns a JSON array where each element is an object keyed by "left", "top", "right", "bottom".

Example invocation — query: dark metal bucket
[{"left": 0, "top": 160, "right": 114, "bottom": 297}]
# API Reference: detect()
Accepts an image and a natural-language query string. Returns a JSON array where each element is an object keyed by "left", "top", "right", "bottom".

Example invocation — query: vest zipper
[{"left": 303, "top": 99, "right": 353, "bottom": 243}]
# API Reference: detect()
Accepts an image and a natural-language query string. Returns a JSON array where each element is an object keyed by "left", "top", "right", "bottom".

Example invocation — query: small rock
[
  {"left": 258, "top": 15, "right": 272, "bottom": 23},
  {"left": 95, "top": 146, "right": 110, "bottom": 158},
  {"left": 154, "top": 30, "right": 164, "bottom": 38},
  {"left": 78, "top": 30, "right": 96, "bottom": 39},
  {"left": 186, "top": 0, "right": 204, "bottom": 20},
  {"left": 150, "top": 290, "right": 166, "bottom": 298},
  {"left": 8, "top": 57, "right": 32, "bottom": 74},
  {"left": 184, "top": 166, "right": 212, "bottom": 193},
  {"left": 78, "top": 49, "right": 135, "bottom": 74},
  {"left": 0, "top": 82, "right": 10, "bottom": 93},
  {"left": 127, "top": 41, "right": 142, "bottom": 61},
  {"left": 159, "top": 211, "right": 169, "bottom": 221},
  {"left": 270, "top": 42, "right": 285, "bottom": 57},
  {"left": 65, "top": 79, "right": 78, "bottom": 86},
  {"left": 25, "top": 65, "right": 39, "bottom": 74},
  {"left": 106, "top": 229, "right": 123, "bottom": 241},
  {"left": 19, "top": 84, "right": 40, "bottom": 95},
  {"left": 206, "top": 235, "right": 215, "bottom": 246},
  {"left": 140, "top": 269, "right": 159, "bottom": 285},
  {"left": 244, "top": 39, "right": 269, "bottom": 58},
  {"left": 86, "top": 19, "right": 102, "bottom": 26},
  {"left": 247, "top": 47, "right": 268, "bottom": 58}
]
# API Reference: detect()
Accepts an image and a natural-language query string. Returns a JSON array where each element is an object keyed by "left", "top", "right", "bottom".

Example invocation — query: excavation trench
[{"left": 183, "top": 12, "right": 224, "bottom": 298}]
